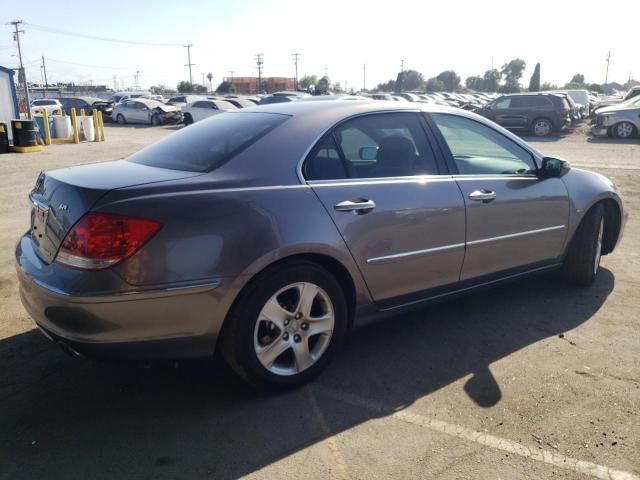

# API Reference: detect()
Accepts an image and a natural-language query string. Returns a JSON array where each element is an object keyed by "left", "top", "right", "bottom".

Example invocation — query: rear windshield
[{"left": 128, "top": 112, "right": 288, "bottom": 172}]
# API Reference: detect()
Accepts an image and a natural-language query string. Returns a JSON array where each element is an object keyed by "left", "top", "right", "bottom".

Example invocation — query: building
[{"left": 227, "top": 76, "right": 295, "bottom": 94}]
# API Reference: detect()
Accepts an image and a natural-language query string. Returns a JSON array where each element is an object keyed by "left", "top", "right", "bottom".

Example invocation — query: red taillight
[{"left": 56, "top": 212, "right": 161, "bottom": 270}]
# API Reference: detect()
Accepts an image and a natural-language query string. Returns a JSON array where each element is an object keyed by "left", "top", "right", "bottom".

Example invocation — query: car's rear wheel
[
  {"left": 116, "top": 114, "right": 126, "bottom": 125},
  {"left": 613, "top": 121, "right": 636, "bottom": 139},
  {"left": 219, "top": 261, "right": 347, "bottom": 389},
  {"left": 562, "top": 204, "right": 605, "bottom": 286},
  {"left": 183, "top": 113, "right": 193, "bottom": 125},
  {"left": 532, "top": 118, "right": 553, "bottom": 137}
]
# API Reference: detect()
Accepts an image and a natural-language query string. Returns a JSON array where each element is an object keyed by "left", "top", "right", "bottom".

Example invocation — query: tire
[
  {"left": 562, "top": 204, "right": 605, "bottom": 286},
  {"left": 532, "top": 118, "right": 553, "bottom": 137},
  {"left": 183, "top": 113, "right": 193, "bottom": 125},
  {"left": 116, "top": 114, "right": 126, "bottom": 125},
  {"left": 612, "top": 121, "right": 636, "bottom": 139},
  {"left": 150, "top": 114, "right": 160, "bottom": 126},
  {"left": 219, "top": 260, "right": 348, "bottom": 390}
]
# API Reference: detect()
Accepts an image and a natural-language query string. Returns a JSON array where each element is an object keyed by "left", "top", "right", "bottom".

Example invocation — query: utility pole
[
  {"left": 134, "top": 70, "right": 140, "bottom": 90},
  {"left": 228, "top": 70, "right": 235, "bottom": 82},
  {"left": 184, "top": 44, "right": 195, "bottom": 88},
  {"left": 324, "top": 64, "right": 328, "bottom": 77},
  {"left": 400, "top": 58, "right": 404, "bottom": 72},
  {"left": 201, "top": 72, "right": 205, "bottom": 87},
  {"left": 11, "top": 20, "right": 31, "bottom": 119},
  {"left": 41, "top": 56, "right": 49, "bottom": 98},
  {"left": 255, "top": 53, "right": 264, "bottom": 93},
  {"left": 604, "top": 51, "right": 611, "bottom": 88},
  {"left": 363, "top": 64, "right": 366, "bottom": 91},
  {"left": 292, "top": 53, "right": 300, "bottom": 90}
]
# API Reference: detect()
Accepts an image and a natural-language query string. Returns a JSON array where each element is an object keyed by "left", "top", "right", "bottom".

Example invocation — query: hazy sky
[{"left": 1, "top": 0, "right": 638, "bottom": 91}]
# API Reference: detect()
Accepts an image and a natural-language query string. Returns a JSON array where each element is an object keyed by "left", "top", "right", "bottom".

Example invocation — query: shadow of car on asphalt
[{"left": 0, "top": 269, "right": 614, "bottom": 479}]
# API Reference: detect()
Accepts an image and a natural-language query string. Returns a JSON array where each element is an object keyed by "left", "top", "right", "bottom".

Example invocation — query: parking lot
[{"left": 0, "top": 124, "right": 638, "bottom": 479}]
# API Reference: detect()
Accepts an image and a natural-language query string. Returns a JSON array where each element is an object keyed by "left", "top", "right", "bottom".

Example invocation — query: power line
[
  {"left": 44, "top": 57, "right": 160, "bottom": 71},
  {"left": 25, "top": 22, "right": 184, "bottom": 47}
]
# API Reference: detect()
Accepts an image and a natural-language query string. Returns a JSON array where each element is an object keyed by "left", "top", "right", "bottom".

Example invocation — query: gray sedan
[{"left": 16, "top": 101, "right": 626, "bottom": 389}]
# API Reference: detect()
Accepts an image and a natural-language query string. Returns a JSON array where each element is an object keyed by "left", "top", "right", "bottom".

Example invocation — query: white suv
[{"left": 31, "top": 99, "right": 62, "bottom": 115}]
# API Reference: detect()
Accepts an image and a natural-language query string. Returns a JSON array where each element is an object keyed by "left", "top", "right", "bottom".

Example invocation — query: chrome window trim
[
  {"left": 296, "top": 109, "right": 422, "bottom": 184},
  {"left": 467, "top": 225, "right": 566, "bottom": 246},
  {"left": 367, "top": 243, "right": 465, "bottom": 265},
  {"left": 306, "top": 174, "right": 454, "bottom": 187}
]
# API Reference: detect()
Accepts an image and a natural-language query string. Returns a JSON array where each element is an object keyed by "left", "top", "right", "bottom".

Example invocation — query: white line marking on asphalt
[
  {"left": 306, "top": 386, "right": 350, "bottom": 480},
  {"left": 318, "top": 387, "right": 639, "bottom": 480}
]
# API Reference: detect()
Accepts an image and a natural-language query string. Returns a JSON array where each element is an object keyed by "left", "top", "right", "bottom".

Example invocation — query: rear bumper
[{"left": 16, "top": 233, "right": 231, "bottom": 359}]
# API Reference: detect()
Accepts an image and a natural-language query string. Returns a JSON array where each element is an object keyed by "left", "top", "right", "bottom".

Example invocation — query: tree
[
  {"left": 501, "top": 58, "right": 526, "bottom": 84},
  {"left": 570, "top": 74, "right": 585, "bottom": 85},
  {"left": 465, "top": 76, "right": 485, "bottom": 91},
  {"left": 425, "top": 77, "right": 446, "bottom": 92},
  {"left": 482, "top": 69, "right": 501, "bottom": 92},
  {"left": 395, "top": 69, "right": 425, "bottom": 92},
  {"left": 192, "top": 83, "right": 207, "bottom": 94},
  {"left": 563, "top": 82, "right": 584, "bottom": 90},
  {"left": 177, "top": 81, "right": 192, "bottom": 93},
  {"left": 588, "top": 83, "right": 603, "bottom": 93},
  {"left": 528, "top": 63, "right": 541, "bottom": 91},
  {"left": 541, "top": 82, "right": 558, "bottom": 91},
  {"left": 216, "top": 81, "right": 236, "bottom": 94},
  {"left": 498, "top": 82, "right": 521, "bottom": 93},
  {"left": 316, "top": 76, "right": 331, "bottom": 94},
  {"left": 376, "top": 80, "right": 396, "bottom": 92},
  {"left": 150, "top": 84, "right": 176, "bottom": 96},
  {"left": 299, "top": 75, "right": 317, "bottom": 90},
  {"left": 623, "top": 79, "right": 640, "bottom": 90},
  {"left": 332, "top": 82, "right": 344, "bottom": 93},
  {"left": 436, "top": 70, "right": 460, "bottom": 92},
  {"left": 206, "top": 73, "right": 213, "bottom": 91}
]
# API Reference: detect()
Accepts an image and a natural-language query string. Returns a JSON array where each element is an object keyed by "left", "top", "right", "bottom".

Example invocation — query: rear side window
[{"left": 128, "top": 112, "right": 288, "bottom": 172}]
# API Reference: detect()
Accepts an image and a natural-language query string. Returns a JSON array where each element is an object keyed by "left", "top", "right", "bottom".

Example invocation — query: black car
[
  {"left": 476, "top": 93, "right": 571, "bottom": 137},
  {"left": 59, "top": 97, "right": 113, "bottom": 121}
]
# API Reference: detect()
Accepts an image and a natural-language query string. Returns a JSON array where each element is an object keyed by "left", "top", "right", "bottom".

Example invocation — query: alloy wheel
[
  {"left": 616, "top": 122, "right": 634, "bottom": 138},
  {"left": 253, "top": 282, "right": 334, "bottom": 376},
  {"left": 533, "top": 119, "right": 551, "bottom": 137}
]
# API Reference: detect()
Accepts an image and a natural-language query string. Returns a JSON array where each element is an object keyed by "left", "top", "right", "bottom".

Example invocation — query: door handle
[
  {"left": 468, "top": 189, "right": 496, "bottom": 203},
  {"left": 334, "top": 199, "right": 376, "bottom": 214}
]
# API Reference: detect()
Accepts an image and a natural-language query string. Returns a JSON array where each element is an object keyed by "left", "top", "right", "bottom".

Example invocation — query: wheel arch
[
  {"left": 566, "top": 199, "right": 621, "bottom": 257},
  {"left": 218, "top": 252, "right": 359, "bottom": 346}
]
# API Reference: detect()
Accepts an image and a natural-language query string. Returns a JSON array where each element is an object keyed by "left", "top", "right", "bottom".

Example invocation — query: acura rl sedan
[{"left": 16, "top": 101, "right": 625, "bottom": 389}]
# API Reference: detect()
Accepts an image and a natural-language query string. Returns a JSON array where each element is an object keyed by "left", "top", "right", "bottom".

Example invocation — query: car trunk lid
[{"left": 28, "top": 160, "right": 200, "bottom": 263}]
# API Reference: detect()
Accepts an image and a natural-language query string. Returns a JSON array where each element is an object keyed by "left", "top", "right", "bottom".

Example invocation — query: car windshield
[{"left": 128, "top": 112, "right": 289, "bottom": 172}]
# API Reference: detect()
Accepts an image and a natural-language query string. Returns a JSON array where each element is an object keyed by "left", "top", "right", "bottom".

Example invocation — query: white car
[
  {"left": 182, "top": 99, "right": 236, "bottom": 124},
  {"left": 31, "top": 99, "right": 63, "bottom": 116}
]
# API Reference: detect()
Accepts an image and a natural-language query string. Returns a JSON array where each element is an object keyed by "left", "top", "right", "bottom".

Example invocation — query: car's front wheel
[
  {"left": 532, "top": 118, "right": 553, "bottom": 137},
  {"left": 116, "top": 114, "right": 126, "bottom": 125},
  {"left": 220, "top": 261, "right": 348, "bottom": 389},
  {"left": 150, "top": 114, "right": 161, "bottom": 126},
  {"left": 613, "top": 121, "right": 636, "bottom": 139},
  {"left": 562, "top": 204, "right": 605, "bottom": 286},
  {"left": 183, "top": 113, "right": 194, "bottom": 125}
]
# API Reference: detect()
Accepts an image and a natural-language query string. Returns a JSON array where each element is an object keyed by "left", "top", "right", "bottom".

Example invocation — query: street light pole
[
  {"left": 292, "top": 53, "right": 300, "bottom": 90},
  {"left": 11, "top": 20, "right": 32, "bottom": 119},
  {"left": 41, "top": 56, "right": 49, "bottom": 98}
]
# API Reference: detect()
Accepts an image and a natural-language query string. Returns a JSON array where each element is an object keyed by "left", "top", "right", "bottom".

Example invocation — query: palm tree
[{"left": 206, "top": 73, "right": 213, "bottom": 93}]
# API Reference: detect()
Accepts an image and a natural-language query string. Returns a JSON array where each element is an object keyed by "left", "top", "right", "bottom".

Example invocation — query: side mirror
[
  {"left": 359, "top": 146, "right": 378, "bottom": 161},
  {"left": 540, "top": 157, "right": 571, "bottom": 178}
]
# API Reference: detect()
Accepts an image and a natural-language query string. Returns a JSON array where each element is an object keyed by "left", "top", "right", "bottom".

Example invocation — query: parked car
[
  {"left": 30, "top": 98, "right": 63, "bottom": 116},
  {"left": 59, "top": 97, "right": 113, "bottom": 120},
  {"left": 224, "top": 98, "right": 256, "bottom": 109},
  {"left": 108, "top": 91, "right": 151, "bottom": 104},
  {"left": 182, "top": 99, "right": 237, "bottom": 124},
  {"left": 166, "top": 95, "right": 207, "bottom": 108},
  {"left": 623, "top": 86, "right": 640, "bottom": 101},
  {"left": 112, "top": 99, "right": 182, "bottom": 125},
  {"left": 16, "top": 101, "right": 625, "bottom": 389},
  {"left": 591, "top": 95, "right": 640, "bottom": 138},
  {"left": 476, "top": 93, "right": 571, "bottom": 137}
]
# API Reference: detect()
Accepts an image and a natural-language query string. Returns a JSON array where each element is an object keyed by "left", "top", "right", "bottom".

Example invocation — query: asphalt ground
[{"left": 0, "top": 122, "right": 638, "bottom": 480}]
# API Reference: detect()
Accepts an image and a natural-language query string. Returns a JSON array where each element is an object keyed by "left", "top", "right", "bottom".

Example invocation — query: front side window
[
  {"left": 493, "top": 97, "right": 511, "bottom": 109},
  {"left": 331, "top": 113, "right": 438, "bottom": 179},
  {"left": 430, "top": 113, "right": 536, "bottom": 175}
]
